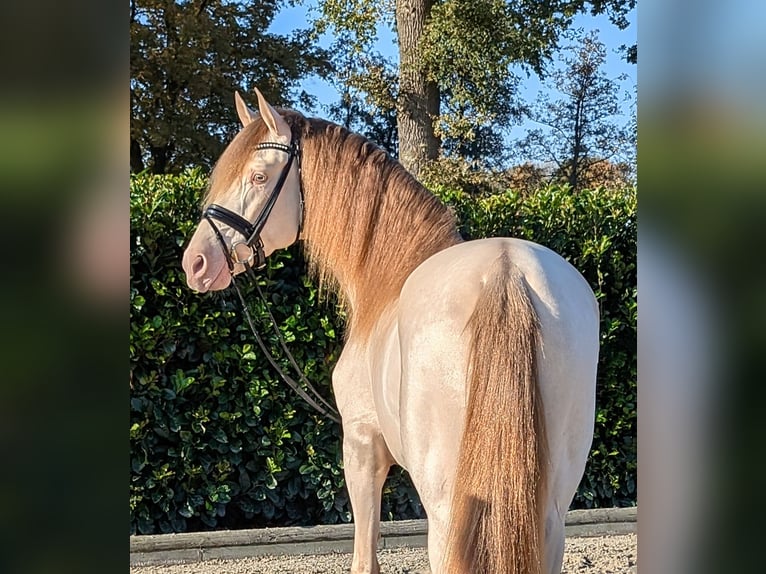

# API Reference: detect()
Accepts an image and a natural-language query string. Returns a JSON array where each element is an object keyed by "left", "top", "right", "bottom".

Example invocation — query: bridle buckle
[
  {"left": 231, "top": 240, "right": 256, "bottom": 266},
  {"left": 231, "top": 238, "right": 266, "bottom": 271}
]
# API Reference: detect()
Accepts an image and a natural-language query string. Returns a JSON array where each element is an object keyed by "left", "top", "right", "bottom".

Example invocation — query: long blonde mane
[
  {"left": 298, "top": 116, "right": 462, "bottom": 338},
  {"left": 208, "top": 110, "right": 462, "bottom": 340}
]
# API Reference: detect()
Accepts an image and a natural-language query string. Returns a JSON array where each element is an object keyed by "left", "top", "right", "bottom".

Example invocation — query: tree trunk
[
  {"left": 130, "top": 138, "right": 145, "bottom": 173},
  {"left": 395, "top": 0, "right": 440, "bottom": 178},
  {"left": 569, "top": 98, "right": 584, "bottom": 192},
  {"left": 150, "top": 144, "right": 172, "bottom": 175}
]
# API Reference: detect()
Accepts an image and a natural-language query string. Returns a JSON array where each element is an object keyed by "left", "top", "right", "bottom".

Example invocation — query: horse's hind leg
[{"left": 544, "top": 506, "right": 566, "bottom": 574}]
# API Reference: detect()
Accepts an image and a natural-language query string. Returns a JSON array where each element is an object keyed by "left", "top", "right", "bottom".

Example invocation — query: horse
[{"left": 181, "top": 89, "right": 599, "bottom": 574}]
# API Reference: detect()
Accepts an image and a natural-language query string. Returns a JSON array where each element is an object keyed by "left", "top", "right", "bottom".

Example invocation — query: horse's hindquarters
[{"left": 392, "top": 237, "right": 599, "bottom": 573}]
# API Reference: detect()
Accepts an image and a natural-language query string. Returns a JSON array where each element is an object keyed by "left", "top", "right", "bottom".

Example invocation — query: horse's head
[{"left": 182, "top": 89, "right": 303, "bottom": 292}]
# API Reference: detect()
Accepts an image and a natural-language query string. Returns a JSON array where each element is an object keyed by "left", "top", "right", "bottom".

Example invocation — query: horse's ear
[
  {"left": 254, "top": 87, "right": 291, "bottom": 140},
  {"left": 234, "top": 91, "right": 257, "bottom": 127}
]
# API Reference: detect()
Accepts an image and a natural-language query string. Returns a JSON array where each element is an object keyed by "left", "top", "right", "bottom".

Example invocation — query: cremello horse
[{"left": 182, "top": 89, "right": 598, "bottom": 574}]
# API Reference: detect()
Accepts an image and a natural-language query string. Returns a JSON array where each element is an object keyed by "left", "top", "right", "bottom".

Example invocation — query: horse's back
[{"left": 392, "top": 237, "right": 598, "bottom": 516}]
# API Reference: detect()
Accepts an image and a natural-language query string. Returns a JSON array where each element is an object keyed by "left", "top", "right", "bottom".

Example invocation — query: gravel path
[{"left": 131, "top": 533, "right": 636, "bottom": 573}]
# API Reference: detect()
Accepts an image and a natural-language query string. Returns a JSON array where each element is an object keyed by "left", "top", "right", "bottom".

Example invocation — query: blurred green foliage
[{"left": 130, "top": 169, "right": 635, "bottom": 534}]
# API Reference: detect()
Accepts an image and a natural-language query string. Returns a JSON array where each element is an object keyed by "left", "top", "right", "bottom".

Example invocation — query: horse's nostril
[{"left": 192, "top": 254, "right": 205, "bottom": 276}]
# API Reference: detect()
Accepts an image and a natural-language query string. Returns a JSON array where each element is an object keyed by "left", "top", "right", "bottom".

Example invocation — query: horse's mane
[{"left": 207, "top": 110, "right": 462, "bottom": 339}]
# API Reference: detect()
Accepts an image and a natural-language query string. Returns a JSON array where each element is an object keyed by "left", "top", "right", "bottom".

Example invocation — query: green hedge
[{"left": 130, "top": 168, "right": 636, "bottom": 534}]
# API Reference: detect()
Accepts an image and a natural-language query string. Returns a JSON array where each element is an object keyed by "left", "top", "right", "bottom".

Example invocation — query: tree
[
  {"left": 130, "top": 0, "right": 330, "bottom": 173},
  {"left": 315, "top": 0, "right": 635, "bottom": 177},
  {"left": 326, "top": 52, "right": 399, "bottom": 155},
  {"left": 506, "top": 162, "right": 551, "bottom": 195},
  {"left": 396, "top": 0, "right": 440, "bottom": 175},
  {"left": 514, "top": 30, "right": 635, "bottom": 192}
]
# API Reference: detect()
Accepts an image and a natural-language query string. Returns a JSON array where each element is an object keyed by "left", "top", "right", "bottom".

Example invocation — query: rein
[
  {"left": 230, "top": 269, "right": 340, "bottom": 424},
  {"left": 202, "top": 132, "right": 340, "bottom": 424}
]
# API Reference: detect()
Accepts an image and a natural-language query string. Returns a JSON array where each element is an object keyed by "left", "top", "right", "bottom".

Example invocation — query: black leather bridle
[{"left": 202, "top": 137, "right": 303, "bottom": 272}]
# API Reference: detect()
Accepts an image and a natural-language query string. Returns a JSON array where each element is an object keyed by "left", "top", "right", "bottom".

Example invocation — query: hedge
[{"left": 130, "top": 168, "right": 636, "bottom": 535}]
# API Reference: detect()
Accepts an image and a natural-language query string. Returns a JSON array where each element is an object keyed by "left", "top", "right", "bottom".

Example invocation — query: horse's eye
[{"left": 252, "top": 172, "right": 268, "bottom": 184}]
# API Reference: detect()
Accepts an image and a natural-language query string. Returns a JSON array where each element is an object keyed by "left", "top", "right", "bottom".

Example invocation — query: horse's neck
[{"left": 303, "top": 165, "right": 461, "bottom": 339}]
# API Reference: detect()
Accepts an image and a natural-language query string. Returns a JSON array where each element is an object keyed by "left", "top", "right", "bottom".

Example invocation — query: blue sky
[{"left": 268, "top": 2, "right": 636, "bottom": 140}]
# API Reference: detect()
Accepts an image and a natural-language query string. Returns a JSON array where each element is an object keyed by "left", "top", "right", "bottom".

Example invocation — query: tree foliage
[
  {"left": 514, "top": 30, "right": 635, "bottom": 192},
  {"left": 313, "top": 0, "right": 635, "bottom": 173},
  {"left": 130, "top": 0, "right": 330, "bottom": 174},
  {"left": 422, "top": 0, "right": 562, "bottom": 150},
  {"left": 325, "top": 52, "right": 399, "bottom": 155}
]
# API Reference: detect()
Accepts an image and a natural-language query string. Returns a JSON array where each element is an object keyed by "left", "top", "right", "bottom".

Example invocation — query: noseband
[{"left": 202, "top": 136, "right": 303, "bottom": 272}]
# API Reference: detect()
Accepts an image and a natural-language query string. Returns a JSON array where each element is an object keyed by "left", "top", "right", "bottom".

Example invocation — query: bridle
[
  {"left": 202, "top": 137, "right": 303, "bottom": 272},
  {"left": 199, "top": 131, "right": 340, "bottom": 424}
]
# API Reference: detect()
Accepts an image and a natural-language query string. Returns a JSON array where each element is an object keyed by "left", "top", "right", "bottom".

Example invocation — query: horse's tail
[{"left": 444, "top": 252, "right": 548, "bottom": 574}]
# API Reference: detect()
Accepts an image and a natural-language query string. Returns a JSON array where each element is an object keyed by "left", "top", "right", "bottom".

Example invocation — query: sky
[{"left": 268, "top": 2, "right": 637, "bottom": 143}]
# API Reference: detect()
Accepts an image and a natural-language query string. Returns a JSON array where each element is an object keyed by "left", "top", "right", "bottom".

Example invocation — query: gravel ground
[{"left": 131, "top": 533, "right": 636, "bottom": 573}]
